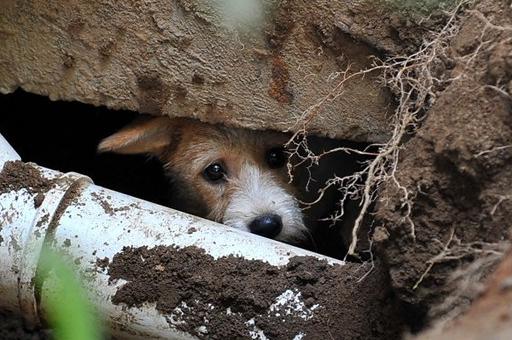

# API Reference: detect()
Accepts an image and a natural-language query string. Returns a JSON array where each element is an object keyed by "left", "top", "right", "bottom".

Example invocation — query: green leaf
[{"left": 37, "top": 247, "right": 103, "bottom": 340}]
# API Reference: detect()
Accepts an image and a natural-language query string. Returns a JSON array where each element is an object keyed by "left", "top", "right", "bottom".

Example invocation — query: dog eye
[
  {"left": 203, "top": 163, "right": 226, "bottom": 182},
  {"left": 265, "top": 147, "right": 287, "bottom": 169}
]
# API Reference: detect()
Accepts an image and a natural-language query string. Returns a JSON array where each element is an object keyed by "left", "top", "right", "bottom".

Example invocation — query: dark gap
[
  {"left": 292, "top": 135, "right": 374, "bottom": 260},
  {"left": 0, "top": 90, "right": 170, "bottom": 206},
  {"left": 0, "top": 90, "right": 373, "bottom": 260}
]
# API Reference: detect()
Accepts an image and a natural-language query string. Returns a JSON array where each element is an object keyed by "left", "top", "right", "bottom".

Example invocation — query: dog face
[{"left": 99, "top": 117, "right": 310, "bottom": 244}]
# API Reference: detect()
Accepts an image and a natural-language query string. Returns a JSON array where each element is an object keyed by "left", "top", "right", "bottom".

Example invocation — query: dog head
[{"left": 99, "top": 116, "right": 310, "bottom": 244}]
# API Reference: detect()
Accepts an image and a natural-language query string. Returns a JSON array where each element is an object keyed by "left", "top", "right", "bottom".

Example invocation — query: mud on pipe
[{"left": 0, "top": 133, "right": 402, "bottom": 339}]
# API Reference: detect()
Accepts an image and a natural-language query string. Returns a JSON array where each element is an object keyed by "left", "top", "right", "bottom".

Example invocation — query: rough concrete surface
[{"left": 0, "top": 0, "right": 403, "bottom": 141}]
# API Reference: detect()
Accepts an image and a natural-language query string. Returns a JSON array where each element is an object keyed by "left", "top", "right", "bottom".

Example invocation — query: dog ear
[{"left": 98, "top": 116, "right": 177, "bottom": 155}]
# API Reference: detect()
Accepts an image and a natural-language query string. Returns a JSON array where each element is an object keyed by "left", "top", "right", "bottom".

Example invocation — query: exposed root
[
  {"left": 424, "top": 241, "right": 508, "bottom": 330},
  {"left": 356, "top": 221, "right": 377, "bottom": 283},
  {"left": 489, "top": 194, "right": 512, "bottom": 215},
  {"left": 286, "top": 0, "right": 472, "bottom": 257},
  {"left": 413, "top": 227, "right": 506, "bottom": 290},
  {"left": 483, "top": 84, "right": 512, "bottom": 99},
  {"left": 413, "top": 227, "right": 456, "bottom": 290},
  {"left": 474, "top": 144, "right": 512, "bottom": 158}
]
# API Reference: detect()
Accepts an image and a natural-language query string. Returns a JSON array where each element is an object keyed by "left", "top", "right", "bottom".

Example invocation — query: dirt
[
  {"left": 96, "top": 257, "right": 110, "bottom": 270},
  {"left": 33, "top": 193, "right": 45, "bottom": 208},
  {"left": 108, "top": 245, "right": 403, "bottom": 339},
  {"left": 0, "top": 161, "right": 54, "bottom": 196},
  {"left": 0, "top": 161, "right": 54, "bottom": 247},
  {"left": 90, "top": 192, "right": 131, "bottom": 216},
  {"left": 91, "top": 192, "right": 116, "bottom": 216},
  {"left": 47, "top": 179, "right": 86, "bottom": 232},
  {"left": 372, "top": 0, "right": 512, "bottom": 330}
]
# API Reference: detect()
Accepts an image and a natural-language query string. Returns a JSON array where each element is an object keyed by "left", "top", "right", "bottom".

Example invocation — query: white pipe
[
  {"left": 0, "top": 133, "right": 345, "bottom": 339},
  {"left": 0, "top": 133, "right": 20, "bottom": 167}
]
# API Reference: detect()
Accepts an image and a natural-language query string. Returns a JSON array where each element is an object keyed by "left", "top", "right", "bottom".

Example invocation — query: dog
[{"left": 98, "top": 116, "right": 361, "bottom": 250}]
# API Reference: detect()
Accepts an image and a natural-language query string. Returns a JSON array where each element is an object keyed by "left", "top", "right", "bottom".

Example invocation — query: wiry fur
[
  {"left": 223, "top": 164, "right": 308, "bottom": 243},
  {"left": 99, "top": 116, "right": 314, "bottom": 244}
]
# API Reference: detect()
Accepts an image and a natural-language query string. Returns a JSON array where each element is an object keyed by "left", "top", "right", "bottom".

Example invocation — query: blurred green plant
[{"left": 37, "top": 247, "right": 103, "bottom": 340}]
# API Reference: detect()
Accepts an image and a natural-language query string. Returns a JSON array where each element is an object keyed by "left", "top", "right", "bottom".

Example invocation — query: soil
[
  {"left": 33, "top": 193, "right": 45, "bottom": 208},
  {"left": 96, "top": 257, "right": 110, "bottom": 270},
  {"left": 108, "top": 245, "right": 403, "bottom": 339},
  {"left": 0, "top": 160, "right": 54, "bottom": 241},
  {"left": 373, "top": 0, "right": 512, "bottom": 330},
  {"left": 0, "top": 161, "right": 54, "bottom": 196}
]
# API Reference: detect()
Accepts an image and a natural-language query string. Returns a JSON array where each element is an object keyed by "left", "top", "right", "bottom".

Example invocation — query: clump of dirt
[
  {"left": 0, "top": 161, "right": 54, "bottom": 196},
  {"left": 372, "top": 0, "right": 512, "bottom": 329},
  {"left": 108, "top": 245, "right": 403, "bottom": 339},
  {"left": 33, "top": 193, "right": 45, "bottom": 208},
  {"left": 96, "top": 257, "right": 110, "bottom": 270}
]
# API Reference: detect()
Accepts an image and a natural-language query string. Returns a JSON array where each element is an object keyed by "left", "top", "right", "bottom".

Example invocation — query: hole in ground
[{"left": 0, "top": 90, "right": 373, "bottom": 260}]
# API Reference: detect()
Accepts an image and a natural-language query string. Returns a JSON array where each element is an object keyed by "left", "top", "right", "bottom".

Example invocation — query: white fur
[{"left": 223, "top": 163, "right": 308, "bottom": 243}]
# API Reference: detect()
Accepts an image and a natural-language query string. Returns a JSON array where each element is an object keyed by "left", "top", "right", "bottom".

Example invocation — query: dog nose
[{"left": 248, "top": 214, "right": 283, "bottom": 238}]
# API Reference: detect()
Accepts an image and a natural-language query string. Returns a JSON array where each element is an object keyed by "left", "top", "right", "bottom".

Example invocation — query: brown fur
[
  {"left": 99, "top": 116, "right": 295, "bottom": 223},
  {"left": 99, "top": 116, "right": 363, "bottom": 252}
]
